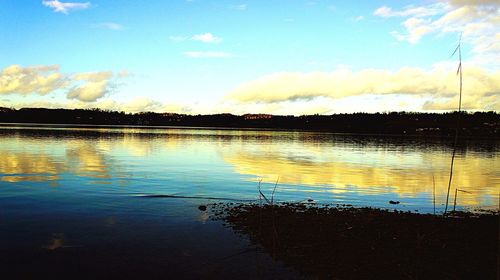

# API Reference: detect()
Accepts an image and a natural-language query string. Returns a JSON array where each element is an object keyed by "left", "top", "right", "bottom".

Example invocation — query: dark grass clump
[{"left": 211, "top": 203, "right": 498, "bottom": 279}]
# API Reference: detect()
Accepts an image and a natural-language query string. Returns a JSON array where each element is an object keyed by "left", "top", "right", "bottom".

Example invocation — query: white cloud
[
  {"left": 226, "top": 65, "right": 500, "bottom": 111},
  {"left": 184, "top": 51, "right": 233, "bottom": 58},
  {"left": 373, "top": 0, "right": 500, "bottom": 63},
  {"left": 170, "top": 33, "right": 223, "bottom": 43},
  {"left": 0, "top": 97, "right": 194, "bottom": 114},
  {"left": 374, "top": 4, "right": 445, "bottom": 18},
  {"left": 352, "top": 15, "right": 364, "bottom": 22},
  {"left": 93, "top": 22, "right": 124, "bottom": 31},
  {"left": 391, "top": 17, "right": 434, "bottom": 44},
  {"left": 450, "top": 0, "right": 499, "bottom": 5},
  {"left": 42, "top": 0, "right": 91, "bottom": 14},
  {"left": 231, "top": 4, "right": 247, "bottom": 11},
  {"left": 191, "top": 33, "right": 223, "bottom": 43},
  {"left": 191, "top": 33, "right": 220, "bottom": 43},
  {"left": 374, "top": 6, "right": 392, "bottom": 17},
  {"left": 103, "top": 97, "right": 190, "bottom": 113},
  {"left": 120, "top": 97, "right": 164, "bottom": 113}
]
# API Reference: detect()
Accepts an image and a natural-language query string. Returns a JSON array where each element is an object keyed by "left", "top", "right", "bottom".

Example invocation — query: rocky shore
[{"left": 209, "top": 203, "right": 498, "bottom": 279}]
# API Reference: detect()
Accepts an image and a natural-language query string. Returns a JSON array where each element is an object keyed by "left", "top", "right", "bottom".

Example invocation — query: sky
[{"left": 0, "top": 0, "right": 498, "bottom": 115}]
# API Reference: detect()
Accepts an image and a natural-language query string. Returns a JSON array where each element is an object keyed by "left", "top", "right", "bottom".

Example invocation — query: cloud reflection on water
[
  {"left": 0, "top": 127, "right": 497, "bottom": 208},
  {"left": 0, "top": 137, "right": 113, "bottom": 182},
  {"left": 222, "top": 146, "right": 498, "bottom": 206}
]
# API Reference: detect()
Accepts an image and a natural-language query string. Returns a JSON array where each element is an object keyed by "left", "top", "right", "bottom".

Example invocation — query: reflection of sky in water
[{"left": 0, "top": 126, "right": 498, "bottom": 212}]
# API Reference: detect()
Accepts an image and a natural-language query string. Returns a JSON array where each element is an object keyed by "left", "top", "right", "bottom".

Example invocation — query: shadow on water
[{"left": 0, "top": 196, "right": 301, "bottom": 279}]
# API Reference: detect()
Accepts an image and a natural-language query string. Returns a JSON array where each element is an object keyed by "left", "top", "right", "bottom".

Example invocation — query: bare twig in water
[
  {"left": 453, "top": 188, "right": 458, "bottom": 212},
  {"left": 258, "top": 179, "right": 271, "bottom": 204},
  {"left": 271, "top": 176, "right": 279, "bottom": 205},
  {"left": 255, "top": 177, "right": 281, "bottom": 260},
  {"left": 271, "top": 177, "right": 280, "bottom": 260},
  {"left": 433, "top": 174, "right": 436, "bottom": 215},
  {"left": 444, "top": 33, "right": 463, "bottom": 215},
  {"left": 257, "top": 180, "right": 264, "bottom": 208},
  {"left": 453, "top": 188, "right": 472, "bottom": 212}
]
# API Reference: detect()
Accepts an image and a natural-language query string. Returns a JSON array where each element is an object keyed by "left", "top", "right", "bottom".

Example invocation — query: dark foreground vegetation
[
  {"left": 210, "top": 203, "right": 499, "bottom": 280},
  {"left": 0, "top": 107, "right": 498, "bottom": 137}
]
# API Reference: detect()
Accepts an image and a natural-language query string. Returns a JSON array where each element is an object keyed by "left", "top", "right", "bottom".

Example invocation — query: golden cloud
[
  {"left": 67, "top": 71, "right": 114, "bottom": 102},
  {"left": 0, "top": 65, "right": 124, "bottom": 103},
  {"left": 227, "top": 66, "right": 500, "bottom": 111},
  {"left": 0, "top": 65, "right": 67, "bottom": 95}
]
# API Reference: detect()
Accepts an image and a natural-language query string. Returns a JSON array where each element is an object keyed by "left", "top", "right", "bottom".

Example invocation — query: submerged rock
[{"left": 198, "top": 205, "right": 207, "bottom": 211}]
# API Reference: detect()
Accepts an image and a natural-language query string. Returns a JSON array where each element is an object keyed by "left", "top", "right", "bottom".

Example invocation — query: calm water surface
[
  {"left": 0, "top": 125, "right": 498, "bottom": 277},
  {"left": 1, "top": 125, "right": 497, "bottom": 211}
]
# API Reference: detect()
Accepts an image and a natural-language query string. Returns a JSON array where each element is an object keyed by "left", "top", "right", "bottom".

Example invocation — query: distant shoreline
[
  {"left": 0, "top": 107, "right": 498, "bottom": 139},
  {"left": 1, "top": 122, "right": 499, "bottom": 141}
]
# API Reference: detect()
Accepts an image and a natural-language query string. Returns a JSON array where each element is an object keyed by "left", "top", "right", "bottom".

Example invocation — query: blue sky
[{"left": 0, "top": 0, "right": 498, "bottom": 114}]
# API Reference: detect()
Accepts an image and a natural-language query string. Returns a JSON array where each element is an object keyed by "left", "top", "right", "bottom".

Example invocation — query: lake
[{"left": 0, "top": 124, "right": 498, "bottom": 277}]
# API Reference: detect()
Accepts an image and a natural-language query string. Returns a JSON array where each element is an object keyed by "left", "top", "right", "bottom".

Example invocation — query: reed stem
[
  {"left": 444, "top": 35, "right": 463, "bottom": 215},
  {"left": 433, "top": 174, "right": 436, "bottom": 215}
]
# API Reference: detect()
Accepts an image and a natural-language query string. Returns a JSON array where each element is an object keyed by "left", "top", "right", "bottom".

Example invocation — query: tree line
[{"left": 0, "top": 107, "right": 498, "bottom": 138}]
